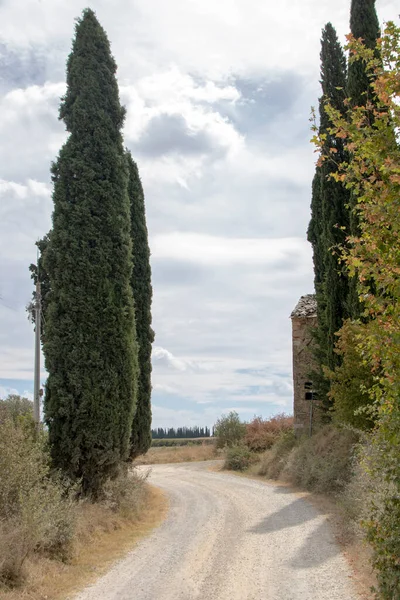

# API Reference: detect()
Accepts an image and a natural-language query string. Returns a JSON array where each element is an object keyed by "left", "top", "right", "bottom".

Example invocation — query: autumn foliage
[
  {"left": 313, "top": 22, "right": 400, "bottom": 598},
  {"left": 244, "top": 414, "right": 293, "bottom": 452}
]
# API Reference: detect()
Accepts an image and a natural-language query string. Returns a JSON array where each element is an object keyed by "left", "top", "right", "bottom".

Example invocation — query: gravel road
[{"left": 74, "top": 461, "right": 359, "bottom": 600}]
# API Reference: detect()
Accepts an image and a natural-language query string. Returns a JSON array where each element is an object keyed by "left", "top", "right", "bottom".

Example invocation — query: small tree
[
  {"left": 0, "top": 395, "right": 33, "bottom": 425},
  {"left": 325, "top": 321, "right": 375, "bottom": 430},
  {"left": 213, "top": 411, "right": 246, "bottom": 449}
]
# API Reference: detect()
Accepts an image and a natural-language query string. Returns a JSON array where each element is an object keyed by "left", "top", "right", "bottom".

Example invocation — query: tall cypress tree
[
  {"left": 126, "top": 151, "right": 154, "bottom": 458},
  {"left": 319, "top": 24, "right": 350, "bottom": 370},
  {"left": 308, "top": 24, "right": 350, "bottom": 412},
  {"left": 347, "top": 0, "right": 380, "bottom": 318},
  {"left": 348, "top": 0, "right": 380, "bottom": 108},
  {"left": 43, "top": 9, "right": 138, "bottom": 497}
]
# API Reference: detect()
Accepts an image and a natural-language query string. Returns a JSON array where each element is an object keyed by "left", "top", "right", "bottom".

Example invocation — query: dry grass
[
  {"left": 135, "top": 443, "right": 218, "bottom": 465},
  {"left": 0, "top": 484, "right": 168, "bottom": 600},
  {"left": 151, "top": 437, "right": 214, "bottom": 447}
]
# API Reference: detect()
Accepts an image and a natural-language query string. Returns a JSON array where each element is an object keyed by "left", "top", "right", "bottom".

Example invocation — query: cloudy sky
[{"left": 0, "top": 0, "right": 397, "bottom": 428}]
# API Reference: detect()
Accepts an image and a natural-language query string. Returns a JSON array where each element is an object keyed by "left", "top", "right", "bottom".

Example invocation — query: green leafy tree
[
  {"left": 325, "top": 321, "right": 375, "bottom": 430},
  {"left": 308, "top": 24, "right": 350, "bottom": 413},
  {"left": 43, "top": 9, "right": 138, "bottom": 497},
  {"left": 347, "top": 0, "right": 380, "bottom": 318},
  {"left": 313, "top": 23, "right": 400, "bottom": 596},
  {"left": 214, "top": 411, "right": 246, "bottom": 449},
  {"left": 0, "top": 394, "right": 33, "bottom": 425},
  {"left": 126, "top": 151, "right": 154, "bottom": 459}
]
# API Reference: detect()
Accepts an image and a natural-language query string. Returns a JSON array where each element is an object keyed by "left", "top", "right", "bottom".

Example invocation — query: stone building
[{"left": 290, "top": 294, "right": 318, "bottom": 435}]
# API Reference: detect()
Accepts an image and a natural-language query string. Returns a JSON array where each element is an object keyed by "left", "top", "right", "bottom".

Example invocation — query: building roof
[{"left": 290, "top": 294, "right": 317, "bottom": 319}]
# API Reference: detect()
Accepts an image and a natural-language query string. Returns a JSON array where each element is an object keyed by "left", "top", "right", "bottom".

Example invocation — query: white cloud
[
  {"left": 151, "top": 233, "right": 311, "bottom": 267},
  {"left": 152, "top": 346, "right": 189, "bottom": 372},
  {"left": 1, "top": 0, "right": 398, "bottom": 424}
]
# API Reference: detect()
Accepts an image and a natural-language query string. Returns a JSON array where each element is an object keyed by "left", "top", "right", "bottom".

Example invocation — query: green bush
[
  {"left": 214, "top": 412, "right": 246, "bottom": 449},
  {"left": 0, "top": 394, "right": 34, "bottom": 425},
  {"left": 0, "top": 419, "right": 76, "bottom": 585},
  {"left": 224, "top": 445, "right": 252, "bottom": 471}
]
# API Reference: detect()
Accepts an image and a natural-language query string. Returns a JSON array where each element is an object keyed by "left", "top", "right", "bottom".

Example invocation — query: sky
[{"left": 0, "top": 0, "right": 398, "bottom": 429}]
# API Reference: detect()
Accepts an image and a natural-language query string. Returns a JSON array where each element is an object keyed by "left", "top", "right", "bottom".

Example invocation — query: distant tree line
[{"left": 151, "top": 427, "right": 211, "bottom": 439}]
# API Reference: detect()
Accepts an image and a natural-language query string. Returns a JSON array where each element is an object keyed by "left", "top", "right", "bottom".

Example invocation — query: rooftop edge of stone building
[{"left": 290, "top": 294, "right": 317, "bottom": 319}]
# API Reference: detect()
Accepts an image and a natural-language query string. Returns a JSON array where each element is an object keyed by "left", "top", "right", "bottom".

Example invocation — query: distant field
[
  {"left": 135, "top": 443, "right": 220, "bottom": 465},
  {"left": 151, "top": 437, "right": 215, "bottom": 447}
]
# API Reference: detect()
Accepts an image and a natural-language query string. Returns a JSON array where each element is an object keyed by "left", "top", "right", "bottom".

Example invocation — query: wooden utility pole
[{"left": 33, "top": 279, "right": 41, "bottom": 431}]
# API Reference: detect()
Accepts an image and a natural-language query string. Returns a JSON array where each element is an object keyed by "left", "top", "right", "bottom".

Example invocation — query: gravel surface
[{"left": 74, "top": 461, "right": 359, "bottom": 600}]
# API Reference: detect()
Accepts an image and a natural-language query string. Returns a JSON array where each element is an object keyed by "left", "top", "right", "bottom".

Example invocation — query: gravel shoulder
[{"left": 73, "top": 461, "right": 360, "bottom": 600}]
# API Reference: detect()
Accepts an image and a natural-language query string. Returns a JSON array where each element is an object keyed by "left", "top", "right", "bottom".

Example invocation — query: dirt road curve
[{"left": 75, "top": 462, "right": 359, "bottom": 600}]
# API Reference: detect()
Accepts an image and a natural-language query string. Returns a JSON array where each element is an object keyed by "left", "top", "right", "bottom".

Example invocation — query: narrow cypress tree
[
  {"left": 307, "top": 169, "right": 325, "bottom": 300},
  {"left": 347, "top": 0, "right": 380, "bottom": 318},
  {"left": 43, "top": 9, "right": 138, "bottom": 497},
  {"left": 126, "top": 151, "right": 154, "bottom": 458},
  {"left": 308, "top": 24, "right": 350, "bottom": 413},
  {"left": 319, "top": 24, "right": 350, "bottom": 369}
]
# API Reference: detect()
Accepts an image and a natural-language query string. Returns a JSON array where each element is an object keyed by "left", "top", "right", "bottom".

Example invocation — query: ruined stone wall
[{"left": 292, "top": 315, "right": 318, "bottom": 435}]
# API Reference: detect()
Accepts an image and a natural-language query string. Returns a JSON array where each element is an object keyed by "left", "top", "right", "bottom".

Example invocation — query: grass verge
[{"left": 0, "top": 483, "right": 168, "bottom": 600}]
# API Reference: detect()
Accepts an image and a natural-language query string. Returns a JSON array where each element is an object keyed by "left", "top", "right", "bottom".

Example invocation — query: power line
[{"left": 0, "top": 295, "right": 18, "bottom": 312}]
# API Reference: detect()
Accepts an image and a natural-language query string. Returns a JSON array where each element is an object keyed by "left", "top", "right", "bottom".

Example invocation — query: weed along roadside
[
  {"left": 0, "top": 402, "right": 168, "bottom": 600},
  {"left": 0, "top": 458, "right": 167, "bottom": 600}
]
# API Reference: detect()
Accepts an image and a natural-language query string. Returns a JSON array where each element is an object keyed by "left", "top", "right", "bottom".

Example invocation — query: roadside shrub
[
  {"left": 244, "top": 414, "right": 293, "bottom": 452},
  {"left": 224, "top": 445, "right": 253, "bottom": 471},
  {"left": 356, "top": 431, "right": 400, "bottom": 598},
  {"left": 0, "top": 419, "right": 76, "bottom": 585},
  {"left": 258, "top": 426, "right": 360, "bottom": 495},
  {"left": 283, "top": 425, "right": 360, "bottom": 494},
  {"left": 214, "top": 411, "right": 246, "bottom": 449},
  {"left": 258, "top": 430, "right": 297, "bottom": 478},
  {"left": 338, "top": 439, "right": 380, "bottom": 541},
  {"left": 102, "top": 467, "right": 148, "bottom": 518}
]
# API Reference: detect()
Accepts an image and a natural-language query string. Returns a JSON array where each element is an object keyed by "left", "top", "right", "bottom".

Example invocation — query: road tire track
[{"left": 74, "top": 461, "right": 359, "bottom": 600}]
